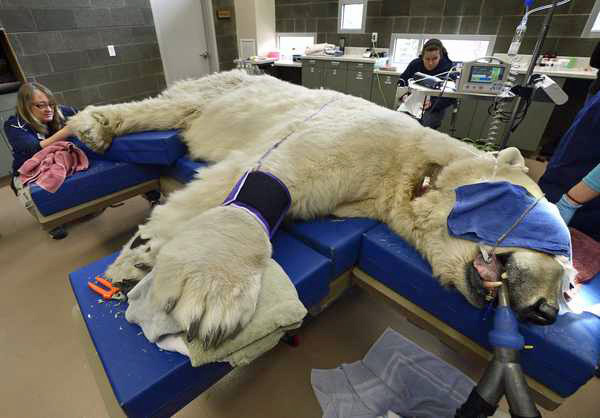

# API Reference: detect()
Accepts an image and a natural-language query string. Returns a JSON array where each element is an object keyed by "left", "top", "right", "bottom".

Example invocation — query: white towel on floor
[{"left": 311, "top": 328, "right": 476, "bottom": 418}]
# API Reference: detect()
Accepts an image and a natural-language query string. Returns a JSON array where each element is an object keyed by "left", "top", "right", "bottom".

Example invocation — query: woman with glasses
[
  {"left": 4, "top": 82, "right": 78, "bottom": 179},
  {"left": 4, "top": 82, "right": 80, "bottom": 239}
]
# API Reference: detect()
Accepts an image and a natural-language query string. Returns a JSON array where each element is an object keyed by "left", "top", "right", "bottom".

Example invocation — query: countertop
[
  {"left": 267, "top": 54, "right": 598, "bottom": 80},
  {"left": 298, "top": 54, "right": 379, "bottom": 63},
  {"left": 510, "top": 65, "right": 596, "bottom": 80}
]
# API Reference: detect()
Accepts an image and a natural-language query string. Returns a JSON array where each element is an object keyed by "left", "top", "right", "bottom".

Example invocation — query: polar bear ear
[{"left": 497, "top": 147, "right": 529, "bottom": 173}]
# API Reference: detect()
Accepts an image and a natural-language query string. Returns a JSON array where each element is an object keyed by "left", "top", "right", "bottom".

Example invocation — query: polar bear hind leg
[
  {"left": 149, "top": 205, "right": 271, "bottom": 348},
  {"left": 105, "top": 154, "right": 251, "bottom": 283}
]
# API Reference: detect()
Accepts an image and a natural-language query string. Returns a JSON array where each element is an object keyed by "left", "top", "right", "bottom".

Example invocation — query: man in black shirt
[{"left": 399, "top": 39, "right": 455, "bottom": 129}]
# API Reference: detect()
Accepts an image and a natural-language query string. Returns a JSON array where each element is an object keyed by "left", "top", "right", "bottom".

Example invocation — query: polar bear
[{"left": 68, "top": 70, "right": 565, "bottom": 349}]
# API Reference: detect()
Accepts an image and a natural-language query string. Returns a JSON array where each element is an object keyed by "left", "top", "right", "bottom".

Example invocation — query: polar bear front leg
[
  {"left": 67, "top": 97, "right": 193, "bottom": 153},
  {"left": 150, "top": 206, "right": 271, "bottom": 348}
]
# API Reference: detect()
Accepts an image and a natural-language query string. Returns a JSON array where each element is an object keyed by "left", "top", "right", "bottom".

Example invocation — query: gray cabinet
[
  {"left": 300, "top": 58, "right": 376, "bottom": 99},
  {"left": 323, "top": 61, "right": 347, "bottom": 93},
  {"left": 347, "top": 70, "right": 372, "bottom": 100},
  {"left": 301, "top": 59, "right": 324, "bottom": 89},
  {"left": 324, "top": 67, "right": 347, "bottom": 92},
  {"left": 371, "top": 73, "right": 400, "bottom": 109},
  {"left": 302, "top": 65, "right": 323, "bottom": 89}
]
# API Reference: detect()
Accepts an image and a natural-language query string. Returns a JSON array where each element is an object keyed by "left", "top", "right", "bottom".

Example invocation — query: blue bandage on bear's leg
[
  {"left": 582, "top": 162, "right": 600, "bottom": 193},
  {"left": 223, "top": 170, "right": 291, "bottom": 239}
]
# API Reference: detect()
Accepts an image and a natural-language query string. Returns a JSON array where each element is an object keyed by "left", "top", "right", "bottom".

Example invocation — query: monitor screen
[{"left": 468, "top": 65, "right": 505, "bottom": 84}]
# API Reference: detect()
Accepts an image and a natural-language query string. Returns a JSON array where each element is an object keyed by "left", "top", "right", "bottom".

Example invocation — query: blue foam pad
[
  {"left": 31, "top": 159, "right": 160, "bottom": 216},
  {"left": 69, "top": 253, "right": 232, "bottom": 418},
  {"left": 284, "top": 217, "right": 379, "bottom": 277},
  {"left": 101, "top": 130, "right": 187, "bottom": 166},
  {"left": 161, "top": 155, "right": 210, "bottom": 184},
  {"left": 69, "top": 231, "right": 332, "bottom": 417},
  {"left": 358, "top": 224, "right": 600, "bottom": 397},
  {"left": 272, "top": 230, "right": 333, "bottom": 307}
]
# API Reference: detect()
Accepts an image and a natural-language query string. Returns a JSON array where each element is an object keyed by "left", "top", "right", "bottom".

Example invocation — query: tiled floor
[{"left": 0, "top": 183, "right": 598, "bottom": 418}]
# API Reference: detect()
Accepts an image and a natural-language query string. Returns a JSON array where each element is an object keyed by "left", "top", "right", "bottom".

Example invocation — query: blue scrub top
[
  {"left": 539, "top": 92, "right": 600, "bottom": 240},
  {"left": 3, "top": 105, "right": 82, "bottom": 176}
]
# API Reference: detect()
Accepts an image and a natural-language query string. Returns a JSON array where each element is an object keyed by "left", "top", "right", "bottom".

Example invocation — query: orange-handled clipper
[{"left": 88, "top": 276, "right": 123, "bottom": 300}]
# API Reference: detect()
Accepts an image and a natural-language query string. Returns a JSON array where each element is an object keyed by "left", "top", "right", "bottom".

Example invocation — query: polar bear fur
[{"left": 68, "top": 70, "right": 565, "bottom": 348}]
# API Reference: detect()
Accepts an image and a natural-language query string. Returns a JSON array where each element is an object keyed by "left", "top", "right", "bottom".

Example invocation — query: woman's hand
[{"left": 40, "top": 125, "right": 76, "bottom": 148}]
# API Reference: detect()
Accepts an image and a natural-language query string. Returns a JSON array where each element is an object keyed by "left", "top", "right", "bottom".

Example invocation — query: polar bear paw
[
  {"left": 67, "top": 107, "right": 115, "bottom": 153},
  {"left": 105, "top": 230, "right": 160, "bottom": 283},
  {"left": 149, "top": 206, "right": 271, "bottom": 349}
]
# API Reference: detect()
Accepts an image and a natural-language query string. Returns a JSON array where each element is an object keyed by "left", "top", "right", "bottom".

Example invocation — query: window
[
  {"left": 338, "top": 0, "right": 367, "bottom": 33},
  {"left": 582, "top": 0, "right": 600, "bottom": 37},
  {"left": 389, "top": 34, "right": 496, "bottom": 72},
  {"left": 277, "top": 33, "right": 316, "bottom": 60}
]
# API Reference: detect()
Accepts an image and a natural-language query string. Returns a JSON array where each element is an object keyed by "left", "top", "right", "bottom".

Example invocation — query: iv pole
[{"left": 499, "top": 0, "right": 561, "bottom": 149}]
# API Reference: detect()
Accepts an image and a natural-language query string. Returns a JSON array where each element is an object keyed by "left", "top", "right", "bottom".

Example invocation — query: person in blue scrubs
[
  {"left": 4, "top": 82, "right": 81, "bottom": 239},
  {"left": 399, "top": 39, "right": 456, "bottom": 129},
  {"left": 5, "top": 82, "right": 79, "bottom": 179},
  {"left": 555, "top": 164, "right": 600, "bottom": 225},
  {"left": 539, "top": 91, "right": 600, "bottom": 241},
  {"left": 4, "top": 82, "right": 162, "bottom": 240}
]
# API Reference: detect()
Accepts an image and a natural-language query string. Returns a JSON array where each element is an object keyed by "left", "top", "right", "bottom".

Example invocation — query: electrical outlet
[
  {"left": 107, "top": 45, "right": 116, "bottom": 57},
  {"left": 371, "top": 32, "right": 378, "bottom": 44}
]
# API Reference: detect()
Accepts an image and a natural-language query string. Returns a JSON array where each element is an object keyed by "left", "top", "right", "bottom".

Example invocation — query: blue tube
[
  {"left": 524, "top": 0, "right": 534, "bottom": 7},
  {"left": 489, "top": 306, "right": 525, "bottom": 350}
]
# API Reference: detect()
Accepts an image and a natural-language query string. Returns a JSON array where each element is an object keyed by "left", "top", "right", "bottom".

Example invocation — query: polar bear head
[{"left": 409, "top": 147, "right": 564, "bottom": 324}]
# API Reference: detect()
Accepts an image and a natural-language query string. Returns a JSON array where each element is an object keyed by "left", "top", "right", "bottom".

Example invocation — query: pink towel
[
  {"left": 570, "top": 228, "right": 600, "bottom": 283},
  {"left": 18, "top": 141, "right": 89, "bottom": 193}
]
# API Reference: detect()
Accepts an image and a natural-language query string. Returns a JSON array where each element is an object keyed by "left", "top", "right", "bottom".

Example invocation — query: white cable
[
  {"left": 526, "top": 0, "right": 570, "bottom": 18},
  {"left": 410, "top": 69, "right": 460, "bottom": 85}
]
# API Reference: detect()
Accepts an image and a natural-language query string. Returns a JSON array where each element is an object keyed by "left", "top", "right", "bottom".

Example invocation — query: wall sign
[{"left": 216, "top": 8, "right": 231, "bottom": 19}]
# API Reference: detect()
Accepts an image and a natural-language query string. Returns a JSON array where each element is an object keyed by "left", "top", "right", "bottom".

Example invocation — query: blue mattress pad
[
  {"left": 284, "top": 217, "right": 379, "bottom": 278},
  {"left": 101, "top": 130, "right": 187, "bottom": 166},
  {"left": 358, "top": 224, "right": 600, "bottom": 398},
  {"left": 69, "top": 230, "right": 332, "bottom": 418},
  {"left": 31, "top": 159, "right": 160, "bottom": 216},
  {"left": 161, "top": 155, "right": 210, "bottom": 185}
]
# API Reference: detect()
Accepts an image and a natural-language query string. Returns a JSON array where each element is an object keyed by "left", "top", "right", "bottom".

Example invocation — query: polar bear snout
[
  {"left": 517, "top": 298, "right": 558, "bottom": 325},
  {"left": 503, "top": 251, "right": 561, "bottom": 324},
  {"left": 465, "top": 250, "right": 561, "bottom": 325}
]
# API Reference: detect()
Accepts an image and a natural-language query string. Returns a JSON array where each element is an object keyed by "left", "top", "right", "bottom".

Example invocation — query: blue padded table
[
  {"left": 357, "top": 224, "right": 600, "bottom": 399},
  {"left": 31, "top": 160, "right": 160, "bottom": 216},
  {"left": 69, "top": 231, "right": 332, "bottom": 417},
  {"left": 161, "top": 155, "right": 210, "bottom": 185},
  {"left": 284, "top": 217, "right": 379, "bottom": 278},
  {"left": 102, "top": 130, "right": 188, "bottom": 166}
]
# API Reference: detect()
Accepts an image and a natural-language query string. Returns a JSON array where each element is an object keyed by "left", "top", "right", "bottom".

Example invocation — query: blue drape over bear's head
[{"left": 447, "top": 181, "right": 571, "bottom": 258}]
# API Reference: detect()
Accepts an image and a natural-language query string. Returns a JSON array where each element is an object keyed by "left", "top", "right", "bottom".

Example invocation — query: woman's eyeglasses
[{"left": 32, "top": 102, "right": 55, "bottom": 110}]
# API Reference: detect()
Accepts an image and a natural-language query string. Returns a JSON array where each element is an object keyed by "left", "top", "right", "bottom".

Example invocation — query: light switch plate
[{"left": 107, "top": 45, "right": 116, "bottom": 56}]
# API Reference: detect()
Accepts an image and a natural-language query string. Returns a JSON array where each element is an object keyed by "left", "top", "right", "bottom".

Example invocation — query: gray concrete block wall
[
  {"left": 0, "top": 0, "right": 166, "bottom": 109},
  {"left": 275, "top": 0, "right": 598, "bottom": 57},
  {"left": 212, "top": 0, "right": 238, "bottom": 71}
]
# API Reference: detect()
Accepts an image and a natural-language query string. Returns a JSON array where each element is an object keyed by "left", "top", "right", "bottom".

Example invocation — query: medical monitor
[
  {"left": 457, "top": 59, "right": 510, "bottom": 95},
  {"left": 469, "top": 65, "right": 506, "bottom": 84}
]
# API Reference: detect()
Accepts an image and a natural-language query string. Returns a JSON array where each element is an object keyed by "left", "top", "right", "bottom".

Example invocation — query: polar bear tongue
[{"left": 473, "top": 253, "right": 501, "bottom": 282}]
